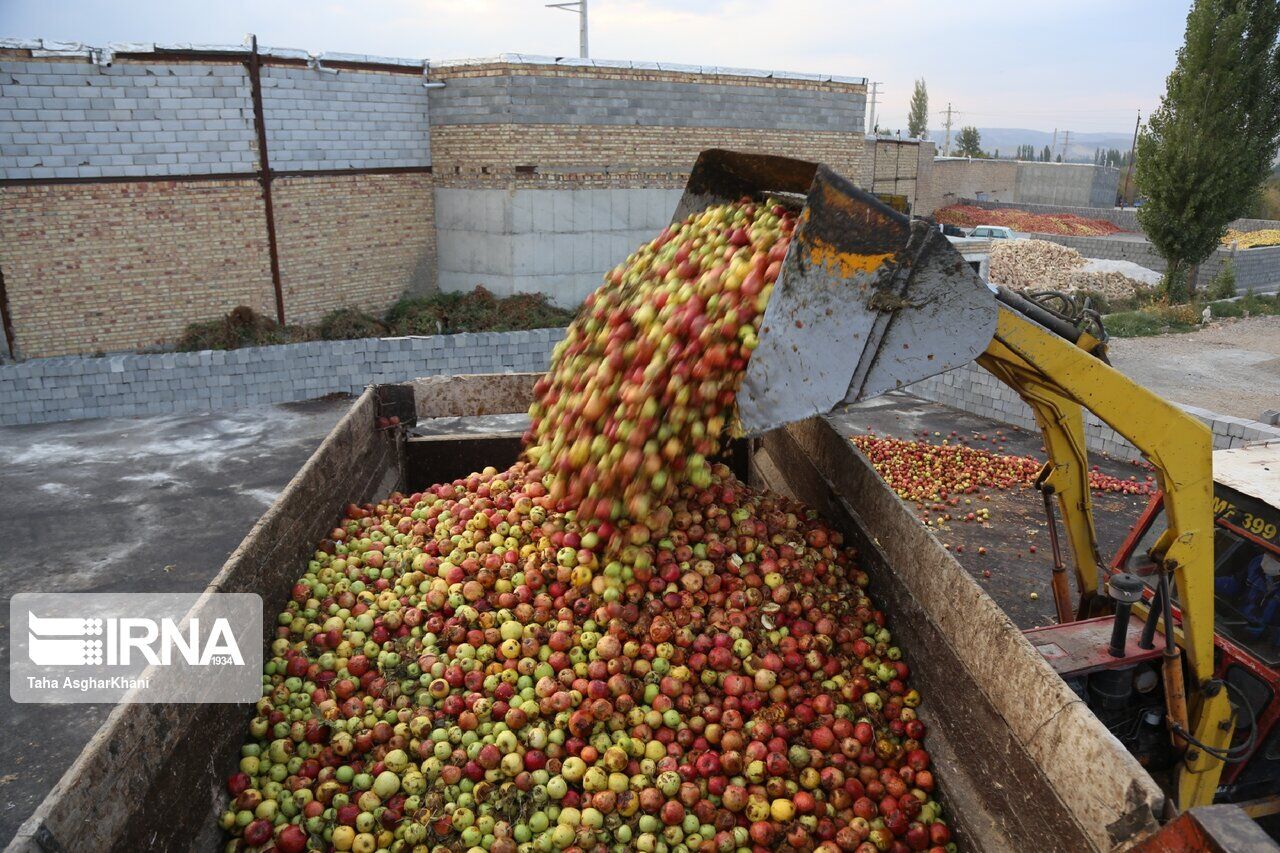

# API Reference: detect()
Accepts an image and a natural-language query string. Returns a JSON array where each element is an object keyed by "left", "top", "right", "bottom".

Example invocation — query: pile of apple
[
  {"left": 849, "top": 433, "right": 1156, "bottom": 520},
  {"left": 524, "top": 199, "right": 792, "bottom": 532},
  {"left": 224, "top": 200, "right": 954, "bottom": 853}
]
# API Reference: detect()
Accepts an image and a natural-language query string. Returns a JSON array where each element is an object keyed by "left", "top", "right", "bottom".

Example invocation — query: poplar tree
[
  {"left": 1136, "top": 0, "right": 1280, "bottom": 298},
  {"left": 907, "top": 79, "right": 929, "bottom": 138}
]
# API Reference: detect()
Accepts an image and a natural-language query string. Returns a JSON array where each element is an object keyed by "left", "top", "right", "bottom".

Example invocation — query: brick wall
[
  {"left": 427, "top": 60, "right": 867, "bottom": 183},
  {"left": 1, "top": 58, "right": 256, "bottom": 180},
  {"left": 261, "top": 66, "right": 430, "bottom": 170},
  {"left": 429, "top": 124, "right": 865, "bottom": 180},
  {"left": 0, "top": 179, "right": 274, "bottom": 358},
  {"left": 274, "top": 172, "right": 436, "bottom": 319}
]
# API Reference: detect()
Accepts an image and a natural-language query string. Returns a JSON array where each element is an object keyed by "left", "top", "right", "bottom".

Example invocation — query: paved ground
[
  {"left": 1108, "top": 315, "right": 1280, "bottom": 421},
  {"left": 0, "top": 397, "right": 351, "bottom": 841},
  {"left": 832, "top": 392, "right": 1154, "bottom": 629}
]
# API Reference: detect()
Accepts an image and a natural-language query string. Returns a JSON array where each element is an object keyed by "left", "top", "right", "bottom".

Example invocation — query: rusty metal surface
[
  {"left": 667, "top": 149, "right": 998, "bottom": 435},
  {"left": 671, "top": 148, "right": 817, "bottom": 222},
  {"left": 246, "top": 35, "right": 285, "bottom": 326},
  {"left": 0, "top": 262, "right": 14, "bottom": 358},
  {"left": 1025, "top": 615, "right": 1165, "bottom": 677},
  {"left": 375, "top": 382, "right": 418, "bottom": 427},
  {"left": 763, "top": 417, "right": 1166, "bottom": 851},
  {"left": 1127, "top": 804, "right": 1279, "bottom": 852}
]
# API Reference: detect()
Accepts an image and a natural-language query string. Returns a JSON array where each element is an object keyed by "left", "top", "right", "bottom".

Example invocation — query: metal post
[
  {"left": 246, "top": 34, "right": 286, "bottom": 325},
  {"left": 1139, "top": 580, "right": 1164, "bottom": 650},
  {"left": 1106, "top": 573, "right": 1143, "bottom": 658},
  {"left": 1121, "top": 110, "right": 1140, "bottom": 207},
  {"left": 547, "top": 1, "right": 588, "bottom": 59},
  {"left": 0, "top": 263, "right": 15, "bottom": 359},
  {"left": 1041, "top": 488, "right": 1075, "bottom": 625}
]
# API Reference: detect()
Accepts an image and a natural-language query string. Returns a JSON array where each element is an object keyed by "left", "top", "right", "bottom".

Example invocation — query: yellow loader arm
[{"left": 980, "top": 307, "right": 1232, "bottom": 810}]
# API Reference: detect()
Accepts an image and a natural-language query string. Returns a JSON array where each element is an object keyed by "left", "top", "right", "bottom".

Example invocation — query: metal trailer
[{"left": 12, "top": 372, "right": 1270, "bottom": 853}]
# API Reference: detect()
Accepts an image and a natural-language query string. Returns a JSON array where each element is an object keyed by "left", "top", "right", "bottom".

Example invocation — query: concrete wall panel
[
  {"left": 1013, "top": 162, "right": 1119, "bottom": 207},
  {"left": 433, "top": 186, "right": 682, "bottom": 305}
]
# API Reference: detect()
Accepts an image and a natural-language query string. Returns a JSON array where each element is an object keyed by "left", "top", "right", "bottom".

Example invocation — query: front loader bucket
[{"left": 674, "top": 149, "right": 998, "bottom": 435}]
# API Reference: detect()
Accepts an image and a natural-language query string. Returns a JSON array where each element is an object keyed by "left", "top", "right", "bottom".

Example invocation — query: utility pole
[
  {"left": 1050, "top": 128, "right": 1057, "bottom": 160},
  {"left": 942, "top": 102, "right": 954, "bottom": 156},
  {"left": 546, "top": 0, "right": 588, "bottom": 58},
  {"left": 867, "top": 82, "right": 881, "bottom": 135},
  {"left": 1060, "top": 129, "right": 1071, "bottom": 161},
  {"left": 1121, "top": 110, "right": 1140, "bottom": 207}
]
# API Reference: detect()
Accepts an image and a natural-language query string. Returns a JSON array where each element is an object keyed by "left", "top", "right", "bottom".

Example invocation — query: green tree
[
  {"left": 1136, "top": 0, "right": 1280, "bottom": 299},
  {"left": 907, "top": 79, "right": 929, "bottom": 138},
  {"left": 1041, "top": 144, "right": 1052, "bottom": 162},
  {"left": 955, "top": 126, "right": 983, "bottom": 157}
]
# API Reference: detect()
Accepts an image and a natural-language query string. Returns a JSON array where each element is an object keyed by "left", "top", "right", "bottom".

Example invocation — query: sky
[{"left": 0, "top": 0, "right": 1191, "bottom": 135}]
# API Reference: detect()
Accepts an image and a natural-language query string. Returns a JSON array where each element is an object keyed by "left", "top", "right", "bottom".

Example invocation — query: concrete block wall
[
  {"left": 428, "top": 70, "right": 865, "bottom": 132},
  {"left": 435, "top": 187, "right": 682, "bottom": 305},
  {"left": 906, "top": 362, "right": 1280, "bottom": 461},
  {"left": 260, "top": 66, "right": 430, "bottom": 170},
  {"left": 426, "top": 59, "right": 868, "bottom": 180},
  {"left": 1, "top": 58, "right": 257, "bottom": 179},
  {"left": 0, "top": 328, "right": 566, "bottom": 425},
  {"left": 425, "top": 59, "right": 875, "bottom": 304}
]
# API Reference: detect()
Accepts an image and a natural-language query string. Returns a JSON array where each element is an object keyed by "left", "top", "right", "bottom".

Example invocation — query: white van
[{"left": 968, "top": 225, "right": 1016, "bottom": 239}]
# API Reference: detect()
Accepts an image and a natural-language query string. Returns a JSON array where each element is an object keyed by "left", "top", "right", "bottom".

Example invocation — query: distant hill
[{"left": 926, "top": 127, "right": 1133, "bottom": 163}]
